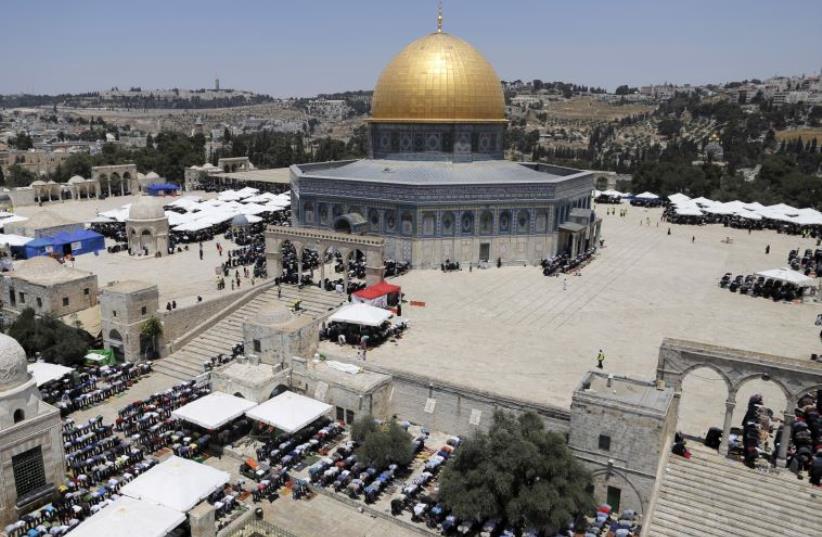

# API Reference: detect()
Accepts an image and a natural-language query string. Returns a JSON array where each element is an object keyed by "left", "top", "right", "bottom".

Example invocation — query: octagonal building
[{"left": 290, "top": 21, "right": 600, "bottom": 267}]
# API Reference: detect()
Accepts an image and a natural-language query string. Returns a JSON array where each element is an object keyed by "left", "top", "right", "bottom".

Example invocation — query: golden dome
[{"left": 370, "top": 32, "right": 506, "bottom": 124}]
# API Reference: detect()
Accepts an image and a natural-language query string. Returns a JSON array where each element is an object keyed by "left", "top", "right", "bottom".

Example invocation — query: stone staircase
[
  {"left": 153, "top": 285, "right": 346, "bottom": 381},
  {"left": 644, "top": 442, "right": 822, "bottom": 537}
]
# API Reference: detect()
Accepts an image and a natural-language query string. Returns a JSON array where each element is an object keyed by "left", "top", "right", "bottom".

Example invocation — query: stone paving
[
  {"left": 11, "top": 192, "right": 250, "bottom": 304},
  {"left": 323, "top": 205, "right": 821, "bottom": 435}
]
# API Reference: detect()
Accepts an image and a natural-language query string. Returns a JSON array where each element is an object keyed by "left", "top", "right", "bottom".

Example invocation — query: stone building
[
  {"left": 1, "top": 257, "right": 98, "bottom": 319},
  {"left": 568, "top": 371, "right": 675, "bottom": 515},
  {"left": 0, "top": 334, "right": 64, "bottom": 527},
  {"left": 242, "top": 303, "right": 318, "bottom": 366},
  {"left": 290, "top": 357, "right": 392, "bottom": 426},
  {"left": 125, "top": 196, "right": 169, "bottom": 256},
  {"left": 100, "top": 280, "right": 160, "bottom": 362},
  {"left": 289, "top": 22, "right": 600, "bottom": 267},
  {"left": 4, "top": 211, "right": 83, "bottom": 239}
]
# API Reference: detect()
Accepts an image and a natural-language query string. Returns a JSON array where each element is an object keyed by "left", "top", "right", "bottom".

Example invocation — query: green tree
[
  {"left": 7, "top": 164, "right": 36, "bottom": 187},
  {"left": 8, "top": 308, "right": 92, "bottom": 366},
  {"left": 9, "top": 131, "right": 33, "bottom": 150},
  {"left": 355, "top": 417, "right": 414, "bottom": 469},
  {"left": 439, "top": 411, "right": 594, "bottom": 533},
  {"left": 140, "top": 316, "right": 163, "bottom": 359},
  {"left": 350, "top": 414, "right": 379, "bottom": 443}
]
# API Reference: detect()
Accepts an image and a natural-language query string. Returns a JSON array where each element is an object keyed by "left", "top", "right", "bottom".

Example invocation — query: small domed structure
[
  {"left": 126, "top": 197, "right": 169, "bottom": 255},
  {"left": 255, "top": 303, "right": 294, "bottom": 326},
  {"left": 128, "top": 196, "right": 166, "bottom": 221},
  {"left": 67, "top": 175, "right": 85, "bottom": 185},
  {"left": 0, "top": 333, "right": 30, "bottom": 392}
]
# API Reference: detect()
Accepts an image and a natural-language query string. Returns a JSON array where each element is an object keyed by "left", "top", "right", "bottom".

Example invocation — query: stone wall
[
  {"left": 362, "top": 365, "right": 571, "bottom": 437},
  {"left": 0, "top": 403, "right": 64, "bottom": 527},
  {"left": 161, "top": 290, "right": 249, "bottom": 345},
  {"left": 2, "top": 276, "right": 98, "bottom": 318}
]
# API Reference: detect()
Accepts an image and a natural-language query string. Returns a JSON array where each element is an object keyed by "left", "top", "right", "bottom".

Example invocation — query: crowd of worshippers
[
  {"left": 64, "top": 419, "right": 147, "bottom": 486},
  {"left": 718, "top": 272, "right": 806, "bottom": 301},
  {"left": 320, "top": 318, "right": 407, "bottom": 348},
  {"left": 39, "top": 363, "right": 152, "bottom": 417},
  {"left": 788, "top": 391, "right": 822, "bottom": 484},
  {"left": 788, "top": 248, "right": 822, "bottom": 275},
  {"left": 541, "top": 248, "right": 596, "bottom": 277},
  {"left": 313, "top": 432, "right": 428, "bottom": 506},
  {"left": 114, "top": 380, "right": 209, "bottom": 438},
  {"left": 202, "top": 343, "right": 244, "bottom": 373},
  {"left": 2, "top": 459, "right": 158, "bottom": 537},
  {"left": 250, "top": 419, "right": 343, "bottom": 473},
  {"left": 207, "top": 486, "right": 243, "bottom": 531},
  {"left": 219, "top": 243, "right": 267, "bottom": 279}
]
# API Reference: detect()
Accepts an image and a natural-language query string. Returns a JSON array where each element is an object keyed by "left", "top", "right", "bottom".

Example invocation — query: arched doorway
[{"left": 109, "top": 329, "right": 124, "bottom": 362}]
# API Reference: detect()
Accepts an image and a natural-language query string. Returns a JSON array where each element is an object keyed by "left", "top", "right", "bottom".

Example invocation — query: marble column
[
  {"left": 776, "top": 408, "right": 793, "bottom": 466},
  {"left": 719, "top": 393, "right": 736, "bottom": 456}
]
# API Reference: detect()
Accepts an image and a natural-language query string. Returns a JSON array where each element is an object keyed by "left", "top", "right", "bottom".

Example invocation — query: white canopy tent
[
  {"left": 601, "top": 189, "right": 624, "bottom": 198},
  {"left": 329, "top": 303, "right": 393, "bottom": 327},
  {"left": 69, "top": 496, "right": 185, "bottom": 537},
  {"left": 735, "top": 211, "right": 763, "bottom": 221},
  {"left": 121, "top": 456, "right": 230, "bottom": 512},
  {"left": 668, "top": 193, "right": 691, "bottom": 204},
  {"left": 635, "top": 191, "right": 659, "bottom": 200},
  {"left": 755, "top": 268, "right": 815, "bottom": 287},
  {"left": 0, "top": 233, "right": 32, "bottom": 247},
  {"left": 172, "top": 391, "right": 258, "bottom": 430},
  {"left": 0, "top": 215, "right": 29, "bottom": 227},
  {"left": 245, "top": 391, "right": 332, "bottom": 434},
  {"left": 673, "top": 206, "right": 703, "bottom": 217},
  {"left": 691, "top": 197, "right": 715, "bottom": 207},
  {"left": 28, "top": 362, "right": 73, "bottom": 387}
]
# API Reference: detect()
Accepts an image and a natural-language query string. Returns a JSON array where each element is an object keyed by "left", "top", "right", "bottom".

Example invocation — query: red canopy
[{"left": 352, "top": 280, "right": 401, "bottom": 300}]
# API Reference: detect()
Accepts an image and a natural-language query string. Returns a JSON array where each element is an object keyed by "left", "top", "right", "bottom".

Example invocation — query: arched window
[
  {"left": 303, "top": 201, "right": 314, "bottom": 224},
  {"left": 516, "top": 210, "right": 530, "bottom": 233},
  {"left": 401, "top": 211, "right": 414, "bottom": 235},
  {"left": 441, "top": 212, "right": 455, "bottom": 235},
  {"left": 368, "top": 209, "right": 380, "bottom": 232},
  {"left": 479, "top": 211, "right": 493, "bottom": 235},
  {"left": 498, "top": 211, "right": 511, "bottom": 233},
  {"left": 422, "top": 213, "right": 435, "bottom": 235},
  {"left": 461, "top": 212, "right": 474, "bottom": 235},
  {"left": 13, "top": 409, "right": 24, "bottom": 423}
]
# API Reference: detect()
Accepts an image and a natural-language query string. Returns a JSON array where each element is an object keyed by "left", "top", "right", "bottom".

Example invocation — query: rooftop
[
  {"left": 209, "top": 168, "right": 290, "bottom": 185},
  {"left": 296, "top": 159, "right": 589, "bottom": 186},
  {"left": 103, "top": 280, "right": 158, "bottom": 294},
  {"left": 575, "top": 371, "right": 674, "bottom": 415},
  {"left": 9, "top": 256, "right": 94, "bottom": 286}
]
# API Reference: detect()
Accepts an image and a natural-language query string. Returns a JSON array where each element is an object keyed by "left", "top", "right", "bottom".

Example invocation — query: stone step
[
  {"left": 655, "top": 483, "right": 811, "bottom": 537},
  {"left": 667, "top": 454, "right": 822, "bottom": 512},
  {"left": 643, "top": 443, "right": 822, "bottom": 537},
  {"left": 663, "top": 466, "right": 821, "bottom": 524}
]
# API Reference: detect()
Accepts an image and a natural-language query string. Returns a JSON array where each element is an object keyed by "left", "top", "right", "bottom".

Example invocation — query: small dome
[
  {"left": 68, "top": 175, "right": 86, "bottom": 184},
  {"left": 231, "top": 214, "right": 250, "bottom": 227},
  {"left": 255, "top": 303, "right": 293, "bottom": 326},
  {"left": 30, "top": 180, "right": 47, "bottom": 186},
  {"left": 0, "top": 333, "right": 30, "bottom": 391},
  {"left": 128, "top": 196, "right": 166, "bottom": 221},
  {"left": 17, "top": 256, "right": 63, "bottom": 274},
  {"left": 145, "top": 171, "right": 161, "bottom": 180}
]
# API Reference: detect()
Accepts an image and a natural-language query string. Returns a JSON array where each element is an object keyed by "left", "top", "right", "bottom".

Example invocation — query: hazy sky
[{"left": 1, "top": 0, "right": 820, "bottom": 96}]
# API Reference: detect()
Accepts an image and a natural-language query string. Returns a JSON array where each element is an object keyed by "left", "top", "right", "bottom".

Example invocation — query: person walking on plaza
[
  {"left": 667, "top": 228, "right": 671, "bottom": 236},
  {"left": 563, "top": 277, "right": 567, "bottom": 291},
  {"left": 692, "top": 236, "right": 695, "bottom": 243},
  {"left": 765, "top": 244, "right": 770, "bottom": 255},
  {"left": 596, "top": 349, "right": 605, "bottom": 369}
]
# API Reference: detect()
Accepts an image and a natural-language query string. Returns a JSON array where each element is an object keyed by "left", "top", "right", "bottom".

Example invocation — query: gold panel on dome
[{"left": 369, "top": 32, "right": 507, "bottom": 124}]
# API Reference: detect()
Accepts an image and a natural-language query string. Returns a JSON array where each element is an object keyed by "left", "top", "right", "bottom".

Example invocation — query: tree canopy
[
  {"left": 7, "top": 308, "right": 93, "bottom": 366},
  {"left": 353, "top": 416, "right": 415, "bottom": 470},
  {"left": 439, "top": 411, "right": 594, "bottom": 533}
]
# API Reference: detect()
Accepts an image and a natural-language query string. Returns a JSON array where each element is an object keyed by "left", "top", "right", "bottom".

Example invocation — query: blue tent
[
  {"left": 22, "top": 229, "right": 105, "bottom": 258},
  {"left": 146, "top": 182, "right": 181, "bottom": 196}
]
